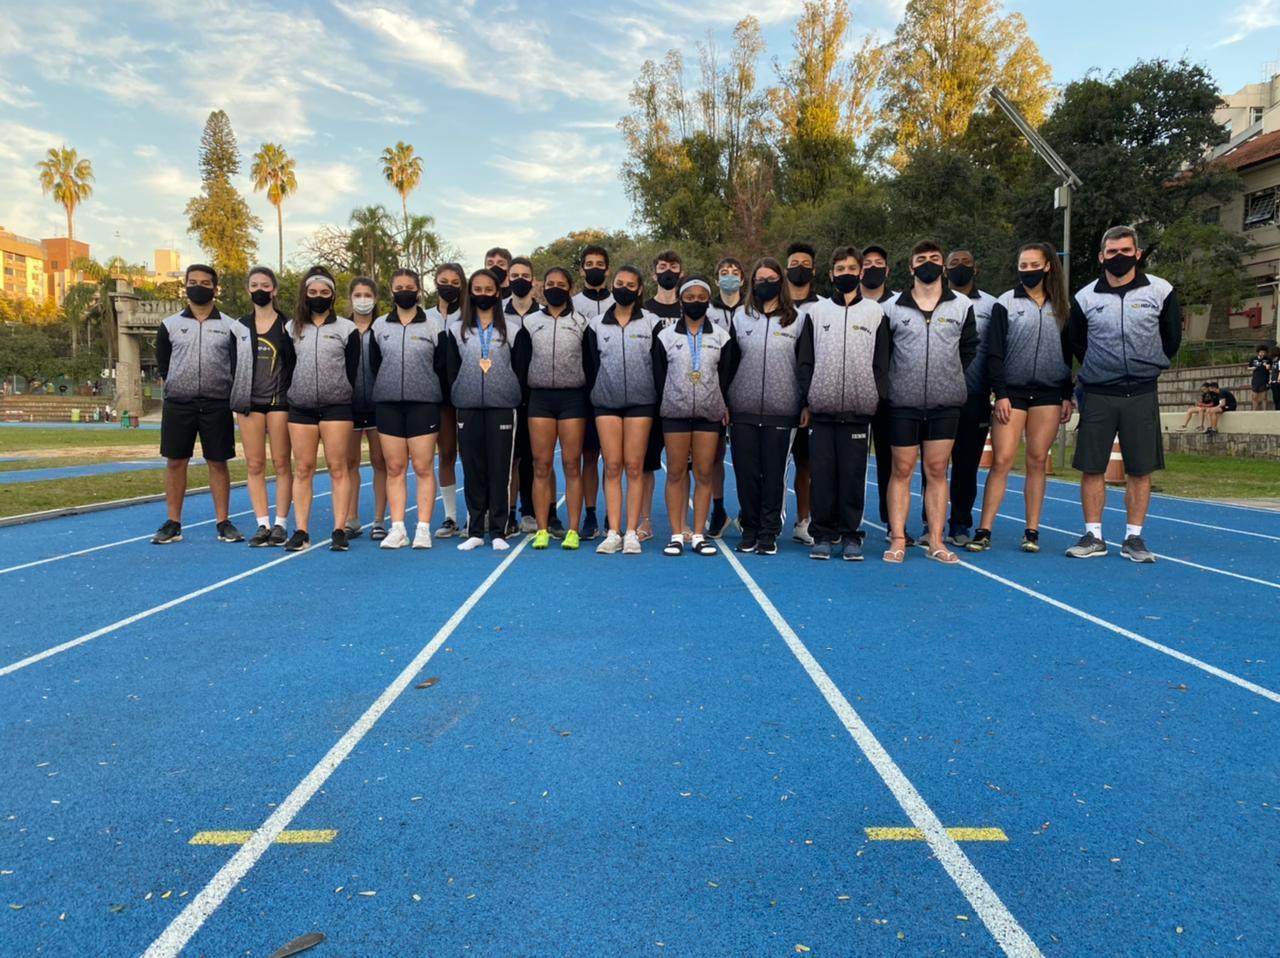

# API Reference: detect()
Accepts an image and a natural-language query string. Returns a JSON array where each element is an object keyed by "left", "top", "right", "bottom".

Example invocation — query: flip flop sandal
[
  {"left": 881, "top": 548, "right": 906, "bottom": 564},
  {"left": 663, "top": 539, "right": 684, "bottom": 556},
  {"left": 927, "top": 548, "right": 960, "bottom": 565},
  {"left": 638, "top": 519, "right": 654, "bottom": 542}
]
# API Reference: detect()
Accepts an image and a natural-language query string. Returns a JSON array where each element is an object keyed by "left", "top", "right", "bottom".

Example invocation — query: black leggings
[
  {"left": 457, "top": 407, "right": 517, "bottom": 539},
  {"left": 871, "top": 402, "right": 894, "bottom": 524},
  {"left": 808, "top": 421, "right": 870, "bottom": 544},
  {"left": 730, "top": 422, "right": 794, "bottom": 539}
]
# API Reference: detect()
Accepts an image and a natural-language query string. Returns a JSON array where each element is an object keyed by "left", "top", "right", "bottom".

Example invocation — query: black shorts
[
  {"left": 375, "top": 401, "right": 439, "bottom": 438},
  {"left": 161, "top": 399, "right": 236, "bottom": 462},
  {"left": 791, "top": 425, "right": 810, "bottom": 464},
  {"left": 528, "top": 387, "right": 590, "bottom": 421},
  {"left": 662, "top": 418, "right": 724, "bottom": 435},
  {"left": 288, "top": 404, "right": 355, "bottom": 426},
  {"left": 1007, "top": 390, "right": 1065, "bottom": 411},
  {"left": 352, "top": 407, "right": 376, "bottom": 430},
  {"left": 583, "top": 411, "right": 601, "bottom": 452},
  {"left": 595, "top": 404, "right": 657, "bottom": 420},
  {"left": 1072, "top": 388, "right": 1163, "bottom": 476},
  {"left": 247, "top": 403, "right": 288, "bottom": 416},
  {"left": 887, "top": 407, "right": 961, "bottom": 446}
]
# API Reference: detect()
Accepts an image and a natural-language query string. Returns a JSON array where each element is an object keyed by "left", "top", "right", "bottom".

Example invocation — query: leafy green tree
[
  {"left": 185, "top": 110, "right": 261, "bottom": 274},
  {"left": 251, "top": 142, "right": 298, "bottom": 273},
  {"left": 35, "top": 145, "right": 93, "bottom": 243},
  {"left": 381, "top": 142, "right": 424, "bottom": 239}
]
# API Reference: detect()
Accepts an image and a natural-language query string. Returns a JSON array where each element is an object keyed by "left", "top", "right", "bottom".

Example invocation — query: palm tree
[
  {"left": 380, "top": 141, "right": 423, "bottom": 238},
  {"left": 36, "top": 146, "right": 94, "bottom": 243},
  {"left": 250, "top": 142, "right": 298, "bottom": 273}
]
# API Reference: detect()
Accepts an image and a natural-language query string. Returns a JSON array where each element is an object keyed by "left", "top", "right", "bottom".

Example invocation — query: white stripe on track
[
  {"left": 141, "top": 507, "right": 551, "bottom": 958},
  {"left": 718, "top": 546, "right": 1043, "bottom": 958}
]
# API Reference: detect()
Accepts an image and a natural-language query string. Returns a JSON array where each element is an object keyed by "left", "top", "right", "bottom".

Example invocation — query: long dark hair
[
  {"left": 460, "top": 268, "right": 509, "bottom": 343},
  {"left": 433, "top": 262, "right": 464, "bottom": 312},
  {"left": 543, "top": 266, "right": 575, "bottom": 315},
  {"left": 1020, "top": 242, "right": 1069, "bottom": 331},
  {"left": 746, "top": 257, "right": 797, "bottom": 328},
  {"left": 293, "top": 265, "right": 336, "bottom": 342}
]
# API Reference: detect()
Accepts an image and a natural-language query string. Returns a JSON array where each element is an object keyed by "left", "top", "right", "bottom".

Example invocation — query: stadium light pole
[{"left": 988, "top": 86, "right": 1083, "bottom": 290}]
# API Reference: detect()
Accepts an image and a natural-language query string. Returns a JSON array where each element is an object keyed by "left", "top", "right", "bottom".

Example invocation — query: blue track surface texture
[{"left": 1, "top": 456, "right": 1276, "bottom": 957}]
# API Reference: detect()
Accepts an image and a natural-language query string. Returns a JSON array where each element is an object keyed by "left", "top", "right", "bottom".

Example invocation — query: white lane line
[
  {"left": 141, "top": 509, "right": 549, "bottom": 958},
  {"left": 862, "top": 516, "right": 1280, "bottom": 706},
  {"left": 717, "top": 546, "right": 1042, "bottom": 958}
]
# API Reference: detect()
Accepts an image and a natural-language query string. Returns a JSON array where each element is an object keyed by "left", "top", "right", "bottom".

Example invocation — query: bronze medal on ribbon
[{"left": 478, "top": 358, "right": 493, "bottom": 374}]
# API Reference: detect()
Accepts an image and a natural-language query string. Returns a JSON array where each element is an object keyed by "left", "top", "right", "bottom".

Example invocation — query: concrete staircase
[{"left": 1, "top": 395, "right": 114, "bottom": 423}]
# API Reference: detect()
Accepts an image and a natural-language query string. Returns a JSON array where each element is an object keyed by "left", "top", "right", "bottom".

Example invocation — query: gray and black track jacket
[
  {"left": 583, "top": 306, "right": 661, "bottom": 409},
  {"left": 987, "top": 287, "right": 1072, "bottom": 401},
  {"left": 353, "top": 323, "right": 376, "bottom": 413},
  {"left": 443, "top": 314, "right": 530, "bottom": 410},
  {"left": 156, "top": 307, "right": 253, "bottom": 412},
  {"left": 369, "top": 308, "right": 447, "bottom": 404},
  {"left": 573, "top": 288, "right": 615, "bottom": 318},
  {"left": 797, "top": 294, "right": 889, "bottom": 422},
  {"left": 652, "top": 318, "right": 736, "bottom": 423},
  {"left": 1068, "top": 272, "right": 1180, "bottom": 395},
  {"left": 726, "top": 307, "right": 804, "bottom": 427},
  {"left": 956, "top": 288, "right": 998, "bottom": 397},
  {"left": 283, "top": 315, "right": 361, "bottom": 408},
  {"left": 882, "top": 288, "right": 979, "bottom": 411},
  {"left": 517, "top": 307, "right": 589, "bottom": 390},
  {"left": 708, "top": 296, "right": 746, "bottom": 332}
]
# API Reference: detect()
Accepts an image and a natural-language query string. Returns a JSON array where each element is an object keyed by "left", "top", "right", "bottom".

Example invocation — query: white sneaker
[
  {"left": 622, "top": 531, "right": 642, "bottom": 554},
  {"left": 596, "top": 531, "right": 623, "bottom": 555},
  {"left": 519, "top": 515, "right": 538, "bottom": 533},
  {"left": 412, "top": 523, "right": 433, "bottom": 549},
  {"left": 457, "top": 536, "right": 485, "bottom": 551},
  {"left": 492, "top": 537, "right": 510, "bottom": 551},
  {"left": 380, "top": 526, "right": 409, "bottom": 550},
  {"left": 792, "top": 518, "right": 814, "bottom": 546}
]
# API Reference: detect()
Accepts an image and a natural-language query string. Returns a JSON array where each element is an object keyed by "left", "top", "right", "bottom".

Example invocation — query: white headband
[
  {"left": 307, "top": 275, "right": 336, "bottom": 293},
  {"left": 679, "top": 278, "right": 711, "bottom": 297}
]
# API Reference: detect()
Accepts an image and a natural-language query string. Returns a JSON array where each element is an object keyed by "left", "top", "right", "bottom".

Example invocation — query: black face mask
[
  {"left": 393, "top": 289, "right": 420, "bottom": 310},
  {"left": 509, "top": 277, "right": 534, "bottom": 298},
  {"left": 861, "top": 266, "right": 887, "bottom": 289},
  {"left": 656, "top": 270, "right": 681, "bottom": 290},
  {"left": 543, "top": 287, "right": 571, "bottom": 309},
  {"left": 753, "top": 279, "right": 782, "bottom": 303},
  {"left": 1018, "top": 269, "right": 1046, "bottom": 289},
  {"left": 786, "top": 265, "right": 814, "bottom": 287},
  {"left": 913, "top": 262, "right": 944, "bottom": 285},
  {"left": 470, "top": 293, "right": 499, "bottom": 312},
  {"left": 612, "top": 286, "right": 640, "bottom": 307},
  {"left": 947, "top": 265, "right": 975, "bottom": 288},
  {"left": 1103, "top": 253, "right": 1138, "bottom": 277},
  {"left": 489, "top": 266, "right": 508, "bottom": 286},
  {"left": 583, "top": 267, "right": 607, "bottom": 288},
  {"left": 682, "top": 301, "right": 710, "bottom": 321},
  {"left": 186, "top": 285, "right": 215, "bottom": 306},
  {"left": 832, "top": 273, "right": 860, "bottom": 294},
  {"left": 306, "top": 295, "right": 334, "bottom": 314},
  {"left": 437, "top": 284, "right": 461, "bottom": 305},
  {"left": 249, "top": 289, "right": 273, "bottom": 307}
]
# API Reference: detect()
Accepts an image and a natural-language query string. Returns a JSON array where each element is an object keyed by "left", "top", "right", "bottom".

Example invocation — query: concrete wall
[{"left": 1158, "top": 364, "right": 1273, "bottom": 410}]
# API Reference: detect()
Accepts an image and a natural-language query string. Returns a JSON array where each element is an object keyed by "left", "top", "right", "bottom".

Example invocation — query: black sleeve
[
  {"left": 582, "top": 327, "right": 599, "bottom": 391},
  {"left": 443, "top": 330, "right": 462, "bottom": 387},
  {"left": 512, "top": 327, "right": 532, "bottom": 399},
  {"left": 368, "top": 332, "right": 382, "bottom": 379},
  {"left": 986, "top": 303, "right": 1009, "bottom": 400},
  {"left": 958, "top": 306, "right": 978, "bottom": 370},
  {"left": 872, "top": 316, "right": 891, "bottom": 401},
  {"left": 796, "top": 316, "right": 815, "bottom": 403},
  {"left": 651, "top": 333, "right": 668, "bottom": 401},
  {"left": 1059, "top": 324, "right": 1075, "bottom": 400},
  {"left": 717, "top": 331, "right": 738, "bottom": 396},
  {"left": 432, "top": 331, "right": 450, "bottom": 403},
  {"left": 281, "top": 332, "right": 296, "bottom": 395},
  {"left": 1067, "top": 295, "right": 1089, "bottom": 364},
  {"left": 343, "top": 329, "right": 361, "bottom": 387},
  {"left": 156, "top": 323, "right": 172, "bottom": 380},
  {"left": 1159, "top": 287, "right": 1182, "bottom": 360},
  {"left": 227, "top": 323, "right": 239, "bottom": 381}
]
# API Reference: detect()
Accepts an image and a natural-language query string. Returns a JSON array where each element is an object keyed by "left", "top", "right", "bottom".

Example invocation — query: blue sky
[{"left": 1, "top": 0, "right": 1278, "bottom": 273}]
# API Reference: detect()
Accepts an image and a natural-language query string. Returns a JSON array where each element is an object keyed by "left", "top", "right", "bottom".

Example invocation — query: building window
[
  {"left": 1200, "top": 205, "right": 1221, "bottom": 225},
  {"left": 1243, "top": 187, "right": 1279, "bottom": 230},
  {"left": 1251, "top": 106, "right": 1265, "bottom": 125}
]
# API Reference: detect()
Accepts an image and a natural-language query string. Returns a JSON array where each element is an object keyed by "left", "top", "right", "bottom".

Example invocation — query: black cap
[{"left": 861, "top": 244, "right": 889, "bottom": 261}]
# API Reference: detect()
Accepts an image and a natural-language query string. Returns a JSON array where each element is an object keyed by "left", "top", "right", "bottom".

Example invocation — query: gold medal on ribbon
[
  {"left": 689, "top": 370, "right": 702, "bottom": 383},
  {"left": 478, "top": 358, "right": 493, "bottom": 374}
]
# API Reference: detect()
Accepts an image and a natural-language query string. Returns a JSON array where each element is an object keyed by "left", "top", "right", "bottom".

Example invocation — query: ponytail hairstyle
[
  {"left": 1021, "top": 241, "right": 1069, "bottom": 332},
  {"left": 543, "top": 266, "right": 575, "bottom": 314},
  {"left": 460, "top": 268, "right": 509, "bottom": 343},
  {"left": 391, "top": 267, "right": 421, "bottom": 291},
  {"left": 248, "top": 265, "right": 278, "bottom": 291},
  {"left": 349, "top": 275, "right": 378, "bottom": 296},
  {"left": 293, "top": 265, "right": 337, "bottom": 342},
  {"left": 746, "top": 256, "right": 797, "bottom": 327},
  {"left": 433, "top": 262, "right": 465, "bottom": 312}
]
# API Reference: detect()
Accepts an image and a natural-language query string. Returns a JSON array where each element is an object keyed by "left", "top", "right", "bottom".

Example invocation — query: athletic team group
[{"left": 150, "top": 223, "right": 1180, "bottom": 564}]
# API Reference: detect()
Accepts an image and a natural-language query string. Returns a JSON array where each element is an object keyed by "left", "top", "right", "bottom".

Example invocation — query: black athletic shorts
[
  {"left": 583, "top": 412, "right": 601, "bottom": 452},
  {"left": 594, "top": 404, "right": 657, "bottom": 420},
  {"left": 247, "top": 403, "right": 288, "bottom": 416},
  {"left": 528, "top": 387, "right": 590, "bottom": 421},
  {"left": 375, "top": 401, "right": 439, "bottom": 438},
  {"left": 352, "top": 407, "right": 375, "bottom": 430},
  {"left": 1007, "top": 390, "right": 1065, "bottom": 411},
  {"left": 288, "top": 404, "right": 355, "bottom": 426},
  {"left": 662, "top": 417, "right": 724, "bottom": 435},
  {"left": 1072, "top": 388, "right": 1163, "bottom": 476},
  {"left": 161, "top": 399, "right": 236, "bottom": 462},
  {"left": 790, "top": 425, "right": 810, "bottom": 463},
  {"left": 887, "top": 406, "right": 961, "bottom": 446}
]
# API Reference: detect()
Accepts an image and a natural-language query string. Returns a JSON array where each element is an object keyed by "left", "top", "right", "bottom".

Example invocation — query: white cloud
[
  {"left": 279, "top": 161, "right": 363, "bottom": 217},
  {"left": 1216, "top": 0, "right": 1280, "bottom": 45},
  {"left": 490, "top": 131, "right": 617, "bottom": 185},
  {"left": 133, "top": 144, "right": 159, "bottom": 159},
  {"left": 451, "top": 226, "right": 541, "bottom": 267},
  {"left": 442, "top": 192, "right": 552, "bottom": 221},
  {"left": 141, "top": 167, "right": 201, "bottom": 200},
  {"left": 650, "top": 0, "right": 805, "bottom": 24}
]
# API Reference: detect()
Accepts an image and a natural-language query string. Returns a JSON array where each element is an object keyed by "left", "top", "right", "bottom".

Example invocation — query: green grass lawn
[{"left": 0, "top": 426, "right": 159, "bottom": 453}]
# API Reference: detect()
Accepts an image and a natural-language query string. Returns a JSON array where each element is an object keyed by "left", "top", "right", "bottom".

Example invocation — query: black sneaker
[
  {"left": 581, "top": 509, "right": 599, "bottom": 540},
  {"left": 284, "top": 530, "right": 310, "bottom": 552},
  {"left": 810, "top": 542, "right": 833, "bottom": 560},
  {"left": 707, "top": 506, "right": 730, "bottom": 539},
  {"left": 330, "top": 529, "right": 349, "bottom": 552},
  {"left": 841, "top": 538, "right": 864, "bottom": 562},
  {"left": 1021, "top": 529, "right": 1040, "bottom": 553},
  {"left": 756, "top": 535, "right": 778, "bottom": 556},
  {"left": 966, "top": 529, "right": 992, "bottom": 552},
  {"left": 549, "top": 513, "right": 566, "bottom": 540},
  {"left": 151, "top": 519, "right": 182, "bottom": 545},
  {"left": 1121, "top": 535, "right": 1156, "bottom": 564},
  {"left": 248, "top": 525, "right": 272, "bottom": 548},
  {"left": 504, "top": 516, "right": 519, "bottom": 538},
  {"left": 216, "top": 520, "right": 244, "bottom": 543},
  {"left": 435, "top": 517, "right": 460, "bottom": 539},
  {"left": 344, "top": 522, "right": 363, "bottom": 539},
  {"left": 736, "top": 534, "right": 758, "bottom": 553},
  {"left": 268, "top": 524, "right": 288, "bottom": 547}
]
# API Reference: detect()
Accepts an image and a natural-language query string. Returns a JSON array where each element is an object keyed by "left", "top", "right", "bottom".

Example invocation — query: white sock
[
  {"left": 441, "top": 484, "right": 457, "bottom": 521},
  {"left": 256, "top": 515, "right": 269, "bottom": 530},
  {"left": 274, "top": 515, "right": 288, "bottom": 528},
  {"left": 416, "top": 521, "right": 430, "bottom": 536},
  {"left": 392, "top": 521, "right": 406, "bottom": 533},
  {"left": 691, "top": 533, "right": 704, "bottom": 546},
  {"left": 1126, "top": 524, "right": 1142, "bottom": 539},
  {"left": 1085, "top": 522, "right": 1102, "bottom": 539}
]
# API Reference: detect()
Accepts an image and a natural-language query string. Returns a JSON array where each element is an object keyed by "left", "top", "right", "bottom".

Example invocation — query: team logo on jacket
[{"left": 822, "top": 324, "right": 831, "bottom": 331}]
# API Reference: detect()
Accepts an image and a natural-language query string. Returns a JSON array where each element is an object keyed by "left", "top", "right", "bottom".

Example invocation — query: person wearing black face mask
[
  {"left": 152, "top": 263, "right": 254, "bottom": 546},
  {"left": 484, "top": 246, "right": 513, "bottom": 300},
  {"left": 640, "top": 249, "right": 684, "bottom": 541},
  {"left": 572, "top": 244, "right": 613, "bottom": 541},
  {"left": 651, "top": 277, "right": 738, "bottom": 557},
  {"left": 782, "top": 241, "right": 819, "bottom": 547},
  {"left": 1065, "top": 225, "right": 1181, "bottom": 564},
  {"left": 880, "top": 240, "right": 978, "bottom": 565},
  {"left": 860, "top": 243, "right": 903, "bottom": 541},
  {"left": 426, "top": 264, "right": 467, "bottom": 539}
]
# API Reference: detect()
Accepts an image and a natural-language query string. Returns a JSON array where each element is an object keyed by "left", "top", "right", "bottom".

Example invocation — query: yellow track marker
[
  {"left": 865, "top": 827, "right": 1007, "bottom": 842},
  {"left": 188, "top": 830, "right": 337, "bottom": 846}
]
